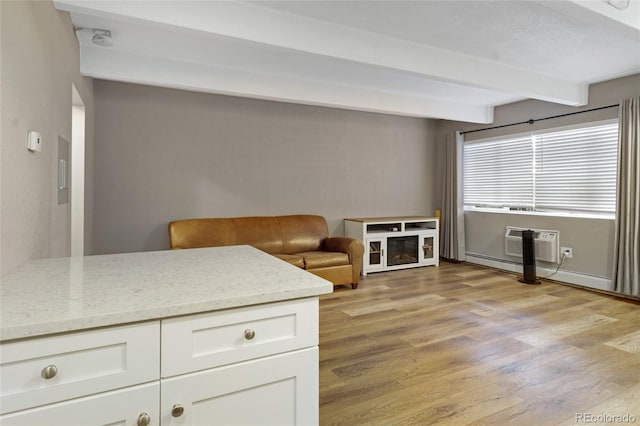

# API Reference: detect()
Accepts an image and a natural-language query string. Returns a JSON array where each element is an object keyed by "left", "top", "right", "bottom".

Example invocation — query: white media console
[{"left": 345, "top": 216, "right": 439, "bottom": 275}]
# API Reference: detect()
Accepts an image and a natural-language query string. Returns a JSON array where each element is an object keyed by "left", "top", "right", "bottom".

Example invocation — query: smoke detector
[{"left": 75, "top": 27, "right": 113, "bottom": 47}]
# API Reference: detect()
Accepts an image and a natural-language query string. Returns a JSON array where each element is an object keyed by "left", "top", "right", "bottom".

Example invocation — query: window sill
[{"left": 464, "top": 206, "right": 614, "bottom": 220}]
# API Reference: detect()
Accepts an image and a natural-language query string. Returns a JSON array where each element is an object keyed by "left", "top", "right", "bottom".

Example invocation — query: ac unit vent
[{"left": 505, "top": 226, "right": 559, "bottom": 263}]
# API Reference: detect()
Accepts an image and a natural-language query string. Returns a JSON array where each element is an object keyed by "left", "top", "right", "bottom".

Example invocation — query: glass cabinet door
[
  {"left": 422, "top": 236, "right": 434, "bottom": 261},
  {"left": 366, "top": 239, "right": 384, "bottom": 270}
]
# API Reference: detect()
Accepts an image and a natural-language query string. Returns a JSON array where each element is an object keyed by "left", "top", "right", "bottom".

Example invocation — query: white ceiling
[{"left": 54, "top": 0, "right": 640, "bottom": 123}]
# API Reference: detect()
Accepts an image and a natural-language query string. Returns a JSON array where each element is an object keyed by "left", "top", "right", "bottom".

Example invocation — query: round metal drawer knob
[
  {"left": 244, "top": 329, "right": 256, "bottom": 340},
  {"left": 41, "top": 364, "right": 58, "bottom": 380},
  {"left": 171, "top": 403, "right": 184, "bottom": 418},
  {"left": 137, "top": 412, "right": 151, "bottom": 426}
]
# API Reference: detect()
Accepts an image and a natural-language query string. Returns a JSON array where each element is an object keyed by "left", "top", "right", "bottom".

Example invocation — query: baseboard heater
[{"left": 464, "top": 252, "right": 612, "bottom": 291}]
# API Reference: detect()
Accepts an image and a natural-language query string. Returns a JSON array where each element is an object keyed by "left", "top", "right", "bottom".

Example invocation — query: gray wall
[
  {"left": 438, "top": 74, "right": 640, "bottom": 279},
  {"left": 464, "top": 212, "right": 614, "bottom": 278},
  {"left": 1, "top": 1, "right": 94, "bottom": 276},
  {"left": 92, "top": 81, "right": 438, "bottom": 255}
]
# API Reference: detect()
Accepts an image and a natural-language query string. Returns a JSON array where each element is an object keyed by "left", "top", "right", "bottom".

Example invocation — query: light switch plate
[
  {"left": 27, "top": 131, "right": 42, "bottom": 152},
  {"left": 58, "top": 136, "right": 69, "bottom": 205}
]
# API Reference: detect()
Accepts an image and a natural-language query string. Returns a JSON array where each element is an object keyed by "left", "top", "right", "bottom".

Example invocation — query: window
[{"left": 463, "top": 120, "right": 618, "bottom": 215}]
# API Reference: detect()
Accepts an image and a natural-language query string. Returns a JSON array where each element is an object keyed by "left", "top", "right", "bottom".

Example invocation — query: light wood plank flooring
[{"left": 319, "top": 262, "right": 640, "bottom": 425}]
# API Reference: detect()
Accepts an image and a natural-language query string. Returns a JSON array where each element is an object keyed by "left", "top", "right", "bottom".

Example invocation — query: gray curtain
[
  {"left": 439, "top": 131, "right": 466, "bottom": 261},
  {"left": 612, "top": 96, "right": 640, "bottom": 296}
]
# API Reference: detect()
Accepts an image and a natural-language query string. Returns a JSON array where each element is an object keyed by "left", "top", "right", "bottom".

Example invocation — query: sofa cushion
[
  {"left": 273, "top": 254, "right": 305, "bottom": 268},
  {"left": 298, "top": 251, "right": 350, "bottom": 269},
  {"left": 309, "top": 265, "right": 353, "bottom": 286}
]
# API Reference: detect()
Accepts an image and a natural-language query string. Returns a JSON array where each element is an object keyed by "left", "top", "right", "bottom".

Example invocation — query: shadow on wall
[{"left": 146, "top": 224, "right": 171, "bottom": 251}]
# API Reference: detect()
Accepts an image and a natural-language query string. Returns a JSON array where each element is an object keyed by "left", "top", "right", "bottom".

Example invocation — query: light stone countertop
[{"left": 0, "top": 246, "right": 333, "bottom": 342}]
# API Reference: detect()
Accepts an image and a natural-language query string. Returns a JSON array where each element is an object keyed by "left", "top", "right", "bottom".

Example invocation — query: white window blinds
[
  {"left": 464, "top": 135, "right": 533, "bottom": 208},
  {"left": 464, "top": 121, "right": 619, "bottom": 214}
]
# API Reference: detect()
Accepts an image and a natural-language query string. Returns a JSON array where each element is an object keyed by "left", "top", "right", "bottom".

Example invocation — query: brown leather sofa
[{"left": 168, "top": 215, "right": 364, "bottom": 288}]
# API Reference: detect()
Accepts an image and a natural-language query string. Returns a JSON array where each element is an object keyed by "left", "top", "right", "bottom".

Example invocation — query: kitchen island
[{"left": 0, "top": 245, "right": 333, "bottom": 425}]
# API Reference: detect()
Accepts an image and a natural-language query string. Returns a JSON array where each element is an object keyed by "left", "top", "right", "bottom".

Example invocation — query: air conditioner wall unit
[{"left": 505, "top": 226, "right": 560, "bottom": 263}]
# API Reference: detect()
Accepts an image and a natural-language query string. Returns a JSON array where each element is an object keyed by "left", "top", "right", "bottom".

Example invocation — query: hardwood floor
[{"left": 319, "top": 262, "right": 640, "bottom": 425}]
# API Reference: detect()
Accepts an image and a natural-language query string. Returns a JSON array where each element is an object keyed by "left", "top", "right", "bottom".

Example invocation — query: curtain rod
[{"left": 460, "top": 103, "right": 619, "bottom": 135}]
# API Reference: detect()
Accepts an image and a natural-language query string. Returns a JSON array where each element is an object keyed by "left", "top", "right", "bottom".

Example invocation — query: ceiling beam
[
  {"left": 55, "top": 0, "right": 588, "bottom": 107},
  {"left": 81, "top": 47, "right": 494, "bottom": 123}
]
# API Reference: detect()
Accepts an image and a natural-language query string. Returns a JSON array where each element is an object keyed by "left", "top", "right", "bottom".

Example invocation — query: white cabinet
[
  {"left": 160, "top": 349, "right": 317, "bottom": 426},
  {"left": 345, "top": 216, "right": 439, "bottom": 275},
  {"left": 160, "top": 298, "right": 319, "bottom": 425},
  {"left": 0, "top": 383, "right": 159, "bottom": 426},
  {"left": 0, "top": 322, "right": 159, "bottom": 417},
  {"left": 0, "top": 298, "right": 320, "bottom": 426},
  {"left": 161, "top": 298, "right": 317, "bottom": 377}
]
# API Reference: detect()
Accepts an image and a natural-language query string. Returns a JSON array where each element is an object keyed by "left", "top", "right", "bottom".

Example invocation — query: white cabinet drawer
[
  {"left": 0, "top": 322, "right": 159, "bottom": 415},
  {"left": 0, "top": 382, "right": 159, "bottom": 426},
  {"left": 161, "top": 347, "right": 318, "bottom": 426},
  {"left": 161, "top": 298, "right": 318, "bottom": 377}
]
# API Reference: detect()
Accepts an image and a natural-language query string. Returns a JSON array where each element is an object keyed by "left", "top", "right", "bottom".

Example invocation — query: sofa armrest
[
  {"left": 324, "top": 237, "right": 365, "bottom": 282},
  {"left": 324, "top": 237, "right": 363, "bottom": 257}
]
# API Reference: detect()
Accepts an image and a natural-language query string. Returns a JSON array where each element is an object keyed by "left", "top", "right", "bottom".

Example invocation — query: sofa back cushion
[
  {"left": 168, "top": 215, "right": 328, "bottom": 255},
  {"left": 277, "top": 215, "right": 328, "bottom": 254},
  {"left": 168, "top": 218, "right": 236, "bottom": 249},
  {"left": 231, "top": 216, "right": 285, "bottom": 253}
]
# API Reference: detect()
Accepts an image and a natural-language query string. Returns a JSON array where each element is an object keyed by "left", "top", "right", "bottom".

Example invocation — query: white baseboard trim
[{"left": 465, "top": 252, "right": 612, "bottom": 292}]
